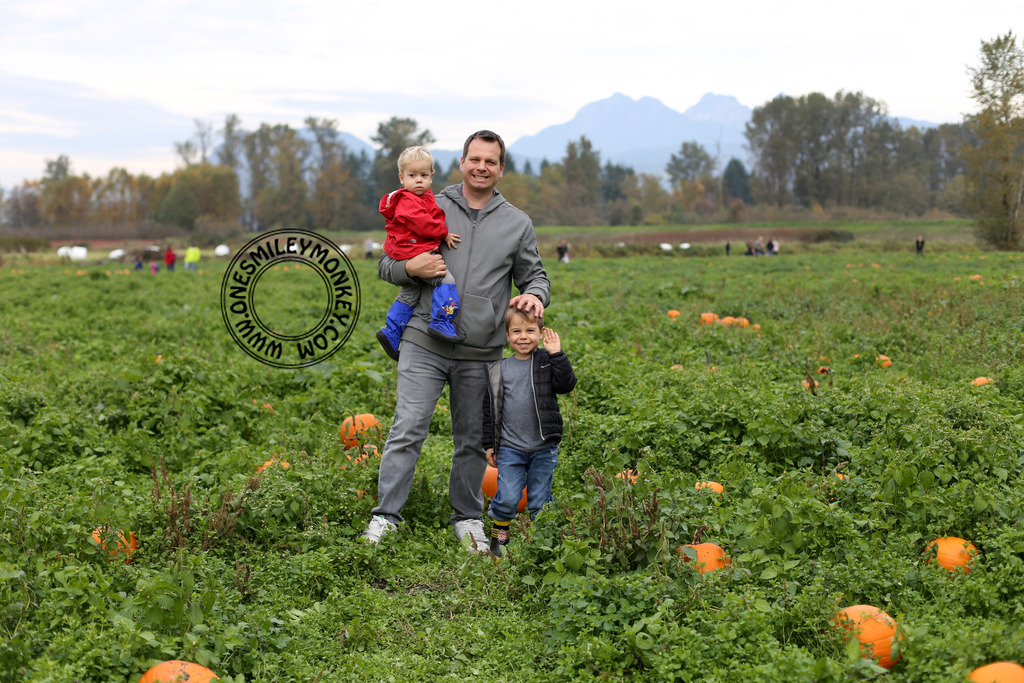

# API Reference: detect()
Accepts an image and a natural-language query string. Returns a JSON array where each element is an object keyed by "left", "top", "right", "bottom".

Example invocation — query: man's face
[{"left": 460, "top": 139, "right": 504, "bottom": 195}]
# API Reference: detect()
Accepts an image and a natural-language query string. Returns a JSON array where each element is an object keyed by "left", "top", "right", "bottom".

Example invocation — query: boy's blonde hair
[
  {"left": 397, "top": 146, "right": 434, "bottom": 174},
  {"left": 503, "top": 306, "right": 543, "bottom": 331}
]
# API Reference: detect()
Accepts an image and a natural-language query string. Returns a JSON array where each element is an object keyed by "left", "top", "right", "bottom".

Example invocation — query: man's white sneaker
[
  {"left": 362, "top": 515, "right": 397, "bottom": 543},
  {"left": 452, "top": 519, "right": 489, "bottom": 554}
]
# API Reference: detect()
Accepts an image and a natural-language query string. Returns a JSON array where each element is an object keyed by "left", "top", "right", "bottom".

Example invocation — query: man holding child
[{"left": 363, "top": 130, "right": 550, "bottom": 553}]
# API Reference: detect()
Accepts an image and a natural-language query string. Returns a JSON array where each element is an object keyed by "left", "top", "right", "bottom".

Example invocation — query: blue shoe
[
  {"left": 377, "top": 300, "right": 415, "bottom": 361},
  {"left": 427, "top": 283, "right": 465, "bottom": 342}
]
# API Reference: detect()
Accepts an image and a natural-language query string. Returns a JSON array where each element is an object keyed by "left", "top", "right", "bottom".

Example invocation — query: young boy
[
  {"left": 376, "top": 146, "right": 462, "bottom": 360},
  {"left": 482, "top": 307, "right": 577, "bottom": 556}
]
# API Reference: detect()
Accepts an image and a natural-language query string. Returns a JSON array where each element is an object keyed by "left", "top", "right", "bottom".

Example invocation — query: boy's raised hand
[
  {"left": 444, "top": 233, "right": 461, "bottom": 249},
  {"left": 543, "top": 327, "right": 561, "bottom": 354}
]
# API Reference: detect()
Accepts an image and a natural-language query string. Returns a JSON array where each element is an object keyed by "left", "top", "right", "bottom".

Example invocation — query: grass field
[{"left": 1, "top": 241, "right": 1023, "bottom": 681}]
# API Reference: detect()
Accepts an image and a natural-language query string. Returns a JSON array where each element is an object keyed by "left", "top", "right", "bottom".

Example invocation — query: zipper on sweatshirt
[{"left": 531, "top": 353, "right": 545, "bottom": 442}]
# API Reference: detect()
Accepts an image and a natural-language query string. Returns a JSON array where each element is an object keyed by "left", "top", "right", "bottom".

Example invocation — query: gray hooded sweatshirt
[{"left": 377, "top": 183, "right": 551, "bottom": 361}]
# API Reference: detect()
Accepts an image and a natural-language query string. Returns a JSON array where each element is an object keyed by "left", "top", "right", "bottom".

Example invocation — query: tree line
[{"left": 2, "top": 33, "right": 1021, "bottom": 249}]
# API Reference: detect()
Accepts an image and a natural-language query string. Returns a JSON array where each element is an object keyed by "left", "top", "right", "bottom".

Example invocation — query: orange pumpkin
[
  {"left": 817, "top": 366, "right": 831, "bottom": 375},
  {"left": 694, "top": 481, "right": 724, "bottom": 494},
  {"left": 481, "top": 465, "right": 526, "bottom": 513},
  {"left": 926, "top": 536, "right": 978, "bottom": 573},
  {"left": 91, "top": 526, "right": 137, "bottom": 563},
  {"left": 340, "top": 414, "right": 381, "bottom": 449},
  {"left": 667, "top": 309, "right": 681, "bottom": 320},
  {"left": 256, "top": 458, "right": 290, "bottom": 472},
  {"left": 699, "top": 312, "right": 719, "bottom": 325},
  {"left": 139, "top": 660, "right": 219, "bottom": 682},
  {"left": 968, "top": 661, "right": 1024, "bottom": 682},
  {"left": 803, "top": 379, "right": 819, "bottom": 390},
  {"left": 678, "top": 525, "right": 730, "bottom": 575},
  {"left": 719, "top": 316, "right": 736, "bottom": 326},
  {"left": 616, "top": 469, "right": 638, "bottom": 484},
  {"left": 834, "top": 605, "right": 902, "bottom": 669},
  {"left": 971, "top": 377, "right": 994, "bottom": 386},
  {"left": 734, "top": 316, "right": 750, "bottom": 327},
  {"left": 876, "top": 354, "right": 892, "bottom": 367}
]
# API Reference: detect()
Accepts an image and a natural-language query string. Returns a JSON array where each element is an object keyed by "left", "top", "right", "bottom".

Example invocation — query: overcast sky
[{"left": 1, "top": 0, "right": 1018, "bottom": 188}]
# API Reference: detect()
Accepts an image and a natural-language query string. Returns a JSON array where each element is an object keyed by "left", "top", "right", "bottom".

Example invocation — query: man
[{"left": 363, "top": 130, "right": 550, "bottom": 553}]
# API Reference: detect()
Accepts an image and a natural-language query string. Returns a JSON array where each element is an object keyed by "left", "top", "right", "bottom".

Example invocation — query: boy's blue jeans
[{"left": 487, "top": 445, "right": 558, "bottom": 521}]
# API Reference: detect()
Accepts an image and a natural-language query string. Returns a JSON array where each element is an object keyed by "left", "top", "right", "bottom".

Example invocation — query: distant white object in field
[
  {"left": 659, "top": 243, "right": 673, "bottom": 251},
  {"left": 680, "top": 243, "right": 691, "bottom": 249},
  {"left": 615, "top": 242, "right": 626, "bottom": 248},
  {"left": 214, "top": 244, "right": 230, "bottom": 257},
  {"left": 57, "top": 246, "right": 88, "bottom": 260},
  {"left": 108, "top": 249, "right": 125, "bottom": 260},
  {"left": 340, "top": 244, "right": 352, "bottom": 253},
  {"left": 373, "top": 242, "right": 383, "bottom": 250}
]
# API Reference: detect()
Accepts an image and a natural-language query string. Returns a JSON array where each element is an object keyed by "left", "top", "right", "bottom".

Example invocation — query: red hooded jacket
[{"left": 379, "top": 188, "right": 448, "bottom": 260}]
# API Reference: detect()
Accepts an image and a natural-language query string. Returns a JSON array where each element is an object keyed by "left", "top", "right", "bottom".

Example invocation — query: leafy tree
[
  {"left": 305, "top": 116, "right": 364, "bottom": 230},
  {"left": 746, "top": 96, "right": 798, "bottom": 207},
  {"left": 243, "top": 123, "right": 310, "bottom": 230},
  {"left": 157, "top": 180, "right": 200, "bottom": 229},
  {"left": 217, "top": 114, "right": 245, "bottom": 171},
  {"left": 370, "top": 117, "right": 434, "bottom": 200},
  {"left": 562, "top": 136, "right": 602, "bottom": 224},
  {"left": 4, "top": 181, "right": 42, "bottom": 229},
  {"left": 600, "top": 162, "right": 635, "bottom": 204},
  {"left": 40, "top": 158, "right": 93, "bottom": 227},
  {"left": 44, "top": 155, "right": 71, "bottom": 183},
  {"left": 665, "top": 141, "right": 714, "bottom": 187},
  {"left": 523, "top": 159, "right": 535, "bottom": 177},
  {"left": 965, "top": 31, "right": 1024, "bottom": 250},
  {"left": 722, "top": 158, "right": 753, "bottom": 204}
]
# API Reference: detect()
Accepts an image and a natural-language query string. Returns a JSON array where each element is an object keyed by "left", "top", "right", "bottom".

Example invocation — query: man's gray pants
[{"left": 371, "top": 340, "right": 489, "bottom": 526}]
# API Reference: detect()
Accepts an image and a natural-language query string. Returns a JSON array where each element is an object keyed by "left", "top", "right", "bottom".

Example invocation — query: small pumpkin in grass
[
  {"left": 340, "top": 414, "right": 381, "bottom": 449},
  {"left": 667, "top": 309, "right": 681, "bottom": 320},
  {"left": 139, "top": 660, "right": 219, "bottom": 682},
  {"left": 256, "top": 458, "right": 289, "bottom": 472},
  {"left": 719, "top": 315, "right": 736, "bottom": 326},
  {"left": 834, "top": 605, "right": 902, "bottom": 669},
  {"left": 699, "top": 312, "right": 718, "bottom": 325},
  {"left": 615, "top": 469, "right": 638, "bottom": 484},
  {"left": 968, "top": 661, "right": 1024, "bottom": 682},
  {"left": 694, "top": 481, "right": 724, "bottom": 494},
  {"left": 678, "top": 525, "right": 730, "bottom": 575},
  {"left": 802, "top": 379, "right": 819, "bottom": 390},
  {"left": 971, "top": 377, "right": 994, "bottom": 386},
  {"left": 481, "top": 465, "right": 527, "bottom": 513},
  {"left": 926, "top": 536, "right": 978, "bottom": 573},
  {"left": 875, "top": 354, "right": 892, "bottom": 367},
  {"left": 91, "top": 526, "right": 137, "bottom": 563}
]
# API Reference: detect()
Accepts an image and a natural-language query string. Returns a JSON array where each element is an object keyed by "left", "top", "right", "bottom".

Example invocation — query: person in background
[
  {"left": 483, "top": 307, "right": 576, "bottom": 557},
  {"left": 365, "top": 236, "right": 375, "bottom": 260},
  {"left": 184, "top": 245, "right": 201, "bottom": 272},
  {"left": 164, "top": 245, "right": 177, "bottom": 272},
  {"left": 915, "top": 235, "right": 925, "bottom": 255}
]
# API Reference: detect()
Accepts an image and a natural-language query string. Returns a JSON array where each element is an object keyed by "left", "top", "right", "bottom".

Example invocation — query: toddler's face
[{"left": 400, "top": 161, "right": 434, "bottom": 196}]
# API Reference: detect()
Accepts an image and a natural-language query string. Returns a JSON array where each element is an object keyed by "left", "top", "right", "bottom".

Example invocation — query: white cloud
[{"left": 0, "top": 0, "right": 1015, "bottom": 186}]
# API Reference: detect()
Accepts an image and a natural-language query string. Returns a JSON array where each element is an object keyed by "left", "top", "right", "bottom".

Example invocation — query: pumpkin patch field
[{"left": 1, "top": 246, "right": 1023, "bottom": 681}]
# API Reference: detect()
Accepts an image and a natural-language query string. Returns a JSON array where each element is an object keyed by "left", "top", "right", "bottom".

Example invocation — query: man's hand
[
  {"left": 405, "top": 250, "right": 447, "bottom": 279},
  {"left": 486, "top": 448, "right": 496, "bottom": 467},
  {"left": 542, "top": 328, "right": 561, "bottom": 354},
  {"left": 509, "top": 293, "right": 544, "bottom": 319}
]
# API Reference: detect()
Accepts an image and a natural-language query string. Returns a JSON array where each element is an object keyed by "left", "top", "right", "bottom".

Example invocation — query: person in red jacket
[
  {"left": 164, "top": 245, "right": 177, "bottom": 272},
  {"left": 376, "top": 146, "right": 461, "bottom": 360}
]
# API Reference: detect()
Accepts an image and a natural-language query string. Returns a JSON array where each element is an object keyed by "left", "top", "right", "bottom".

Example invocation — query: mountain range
[{"left": 376, "top": 92, "right": 940, "bottom": 179}]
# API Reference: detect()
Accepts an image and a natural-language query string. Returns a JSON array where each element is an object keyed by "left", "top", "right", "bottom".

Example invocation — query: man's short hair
[
  {"left": 462, "top": 130, "right": 506, "bottom": 167},
  {"left": 503, "top": 305, "right": 542, "bottom": 331},
  {"left": 397, "top": 146, "right": 434, "bottom": 173}
]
